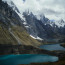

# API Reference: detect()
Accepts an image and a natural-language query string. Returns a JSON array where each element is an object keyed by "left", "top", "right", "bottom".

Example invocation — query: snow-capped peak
[
  {"left": 54, "top": 19, "right": 65, "bottom": 28},
  {"left": 48, "top": 19, "right": 65, "bottom": 28},
  {"left": 2, "top": 0, "right": 26, "bottom": 22}
]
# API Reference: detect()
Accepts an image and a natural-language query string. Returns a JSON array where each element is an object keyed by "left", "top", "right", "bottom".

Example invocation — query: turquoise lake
[
  {"left": 40, "top": 44, "right": 65, "bottom": 51},
  {"left": 0, "top": 54, "right": 58, "bottom": 65}
]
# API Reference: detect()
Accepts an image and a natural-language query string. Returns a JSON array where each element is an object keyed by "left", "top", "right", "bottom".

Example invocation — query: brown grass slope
[
  {"left": 0, "top": 22, "right": 41, "bottom": 46},
  {"left": 11, "top": 26, "right": 41, "bottom": 46},
  {"left": 0, "top": 25, "right": 18, "bottom": 45}
]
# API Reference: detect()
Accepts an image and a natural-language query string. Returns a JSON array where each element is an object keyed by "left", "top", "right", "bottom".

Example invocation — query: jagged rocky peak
[
  {"left": 54, "top": 19, "right": 65, "bottom": 28},
  {"left": 0, "top": 0, "right": 23, "bottom": 27},
  {"left": 23, "top": 11, "right": 36, "bottom": 19},
  {"left": 0, "top": 0, "right": 12, "bottom": 16},
  {"left": 58, "top": 19, "right": 65, "bottom": 24},
  {"left": 9, "top": 1, "right": 20, "bottom": 13},
  {"left": 22, "top": 11, "right": 65, "bottom": 42},
  {"left": 23, "top": 12, "right": 52, "bottom": 40},
  {"left": 0, "top": 0, "right": 12, "bottom": 26},
  {"left": 40, "top": 14, "right": 49, "bottom": 24},
  {"left": 23, "top": 11, "right": 38, "bottom": 37}
]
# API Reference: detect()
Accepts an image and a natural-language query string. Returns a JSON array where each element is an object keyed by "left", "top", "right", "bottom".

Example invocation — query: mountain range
[{"left": 0, "top": 0, "right": 65, "bottom": 46}]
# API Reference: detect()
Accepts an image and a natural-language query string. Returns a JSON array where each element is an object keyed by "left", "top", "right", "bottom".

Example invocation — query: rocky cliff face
[{"left": 23, "top": 12, "right": 65, "bottom": 42}]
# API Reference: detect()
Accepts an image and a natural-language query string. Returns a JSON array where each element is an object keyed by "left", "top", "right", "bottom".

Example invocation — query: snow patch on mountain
[
  {"left": 30, "top": 35, "right": 43, "bottom": 40},
  {"left": 15, "top": 10, "right": 26, "bottom": 21},
  {"left": 23, "top": 22, "right": 27, "bottom": 25}
]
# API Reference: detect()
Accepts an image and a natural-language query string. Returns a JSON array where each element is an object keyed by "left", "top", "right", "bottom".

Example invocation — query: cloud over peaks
[{"left": 2, "top": 0, "right": 65, "bottom": 21}]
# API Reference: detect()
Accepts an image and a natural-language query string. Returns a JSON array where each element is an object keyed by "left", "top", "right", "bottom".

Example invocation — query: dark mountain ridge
[{"left": 23, "top": 12, "right": 65, "bottom": 43}]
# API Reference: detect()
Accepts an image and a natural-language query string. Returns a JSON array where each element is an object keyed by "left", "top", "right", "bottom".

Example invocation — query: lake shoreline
[
  {"left": 20, "top": 43, "right": 65, "bottom": 65},
  {"left": 40, "top": 43, "right": 65, "bottom": 51},
  {"left": 20, "top": 55, "right": 65, "bottom": 65},
  {"left": 0, "top": 44, "right": 65, "bottom": 65},
  {"left": 19, "top": 44, "right": 65, "bottom": 65},
  {"left": 0, "top": 44, "right": 65, "bottom": 57}
]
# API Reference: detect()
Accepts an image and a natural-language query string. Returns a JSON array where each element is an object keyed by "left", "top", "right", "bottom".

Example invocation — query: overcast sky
[{"left": 2, "top": 0, "right": 65, "bottom": 21}]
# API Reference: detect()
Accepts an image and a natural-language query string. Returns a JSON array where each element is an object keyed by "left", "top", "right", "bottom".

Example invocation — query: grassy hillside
[
  {"left": 0, "top": 25, "right": 18, "bottom": 45},
  {"left": 0, "top": 23, "right": 41, "bottom": 46},
  {"left": 11, "top": 26, "right": 41, "bottom": 46}
]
